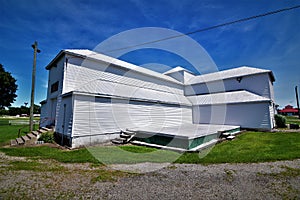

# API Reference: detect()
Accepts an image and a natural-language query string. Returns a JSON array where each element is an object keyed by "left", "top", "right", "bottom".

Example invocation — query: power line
[{"left": 105, "top": 4, "right": 300, "bottom": 53}]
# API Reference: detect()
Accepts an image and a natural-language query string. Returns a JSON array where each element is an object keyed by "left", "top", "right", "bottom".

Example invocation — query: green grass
[
  {"left": 0, "top": 125, "right": 28, "bottom": 145},
  {"left": 90, "top": 169, "right": 131, "bottom": 183},
  {"left": 1, "top": 131, "right": 300, "bottom": 164},
  {"left": 88, "top": 145, "right": 180, "bottom": 164},
  {"left": 5, "top": 160, "right": 64, "bottom": 172},
  {"left": 0, "top": 117, "right": 39, "bottom": 145},
  {"left": 176, "top": 131, "right": 300, "bottom": 164},
  {"left": 286, "top": 116, "right": 300, "bottom": 125},
  {"left": 0, "top": 120, "right": 300, "bottom": 164}
]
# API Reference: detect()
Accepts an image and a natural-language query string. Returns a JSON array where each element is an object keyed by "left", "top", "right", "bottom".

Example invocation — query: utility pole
[
  {"left": 296, "top": 86, "right": 300, "bottom": 119},
  {"left": 29, "top": 41, "right": 41, "bottom": 132}
]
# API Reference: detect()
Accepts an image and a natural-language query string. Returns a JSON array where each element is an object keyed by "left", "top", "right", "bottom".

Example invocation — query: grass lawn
[
  {"left": 0, "top": 127, "right": 300, "bottom": 164},
  {"left": 286, "top": 116, "right": 300, "bottom": 125},
  {"left": 0, "top": 125, "right": 31, "bottom": 146},
  {"left": 0, "top": 116, "right": 300, "bottom": 164},
  {"left": 176, "top": 131, "right": 300, "bottom": 164},
  {"left": 0, "top": 117, "right": 39, "bottom": 146}
]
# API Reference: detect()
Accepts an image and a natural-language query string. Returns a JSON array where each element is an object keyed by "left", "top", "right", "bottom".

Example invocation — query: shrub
[
  {"left": 38, "top": 131, "right": 54, "bottom": 143},
  {"left": 275, "top": 114, "right": 286, "bottom": 128}
]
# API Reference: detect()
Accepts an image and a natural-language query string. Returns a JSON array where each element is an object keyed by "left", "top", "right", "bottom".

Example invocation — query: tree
[
  {"left": 0, "top": 64, "right": 18, "bottom": 109},
  {"left": 33, "top": 104, "right": 41, "bottom": 114}
]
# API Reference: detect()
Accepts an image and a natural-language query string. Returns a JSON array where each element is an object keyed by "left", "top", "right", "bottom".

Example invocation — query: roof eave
[{"left": 45, "top": 50, "right": 87, "bottom": 70}]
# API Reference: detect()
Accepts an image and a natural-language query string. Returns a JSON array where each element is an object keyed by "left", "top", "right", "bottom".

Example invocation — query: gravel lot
[{"left": 0, "top": 152, "right": 299, "bottom": 200}]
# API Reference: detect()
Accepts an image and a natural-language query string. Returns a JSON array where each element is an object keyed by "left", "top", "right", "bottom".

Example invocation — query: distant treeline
[{"left": 0, "top": 104, "right": 40, "bottom": 116}]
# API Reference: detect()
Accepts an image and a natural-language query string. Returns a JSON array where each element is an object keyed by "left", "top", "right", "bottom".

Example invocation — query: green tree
[
  {"left": 0, "top": 64, "right": 18, "bottom": 109},
  {"left": 34, "top": 104, "right": 41, "bottom": 114}
]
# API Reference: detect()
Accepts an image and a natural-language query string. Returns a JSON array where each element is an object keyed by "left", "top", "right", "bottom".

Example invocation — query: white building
[{"left": 40, "top": 49, "right": 276, "bottom": 149}]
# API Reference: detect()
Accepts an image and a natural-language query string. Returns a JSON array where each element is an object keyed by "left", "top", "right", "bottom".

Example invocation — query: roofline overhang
[
  {"left": 45, "top": 50, "right": 183, "bottom": 85},
  {"left": 188, "top": 71, "right": 275, "bottom": 86},
  {"left": 60, "top": 91, "right": 192, "bottom": 107}
]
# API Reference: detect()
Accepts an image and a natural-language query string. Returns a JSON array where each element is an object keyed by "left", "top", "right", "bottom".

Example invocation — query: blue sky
[{"left": 0, "top": 0, "right": 299, "bottom": 109}]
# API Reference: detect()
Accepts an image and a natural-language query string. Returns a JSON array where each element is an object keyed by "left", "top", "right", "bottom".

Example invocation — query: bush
[
  {"left": 38, "top": 131, "right": 54, "bottom": 143},
  {"left": 275, "top": 114, "right": 286, "bottom": 128}
]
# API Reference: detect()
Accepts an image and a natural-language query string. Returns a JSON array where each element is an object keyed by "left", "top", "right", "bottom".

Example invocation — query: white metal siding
[
  {"left": 39, "top": 102, "right": 48, "bottom": 127},
  {"left": 63, "top": 63, "right": 183, "bottom": 96},
  {"left": 269, "top": 79, "right": 275, "bottom": 101},
  {"left": 193, "top": 102, "right": 272, "bottom": 130},
  {"left": 55, "top": 96, "right": 73, "bottom": 136},
  {"left": 50, "top": 99, "right": 57, "bottom": 125},
  {"left": 185, "top": 73, "right": 272, "bottom": 99},
  {"left": 72, "top": 94, "right": 192, "bottom": 137},
  {"left": 187, "top": 66, "right": 273, "bottom": 85},
  {"left": 269, "top": 103, "right": 275, "bottom": 129},
  {"left": 48, "top": 58, "right": 64, "bottom": 99},
  {"left": 188, "top": 90, "right": 270, "bottom": 105}
]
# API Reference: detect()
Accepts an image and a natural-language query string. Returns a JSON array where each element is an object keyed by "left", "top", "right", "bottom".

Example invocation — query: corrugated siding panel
[
  {"left": 193, "top": 103, "right": 271, "bottom": 129},
  {"left": 40, "top": 102, "right": 49, "bottom": 127},
  {"left": 269, "top": 79, "right": 275, "bottom": 101},
  {"left": 185, "top": 73, "right": 272, "bottom": 99},
  {"left": 72, "top": 94, "right": 192, "bottom": 136},
  {"left": 187, "top": 66, "right": 272, "bottom": 85},
  {"left": 54, "top": 96, "right": 62, "bottom": 132},
  {"left": 77, "top": 79, "right": 190, "bottom": 105},
  {"left": 55, "top": 96, "right": 73, "bottom": 135},
  {"left": 269, "top": 103, "right": 275, "bottom": 129},
  {"left": 63, "top": 64, "right": 183, "bottom": 95},
  {"left": 188, "top": 91, "right": 270, "bottom": 105},
  {"left": 64, "top": 49, "right": 181, "bottom": 84}
]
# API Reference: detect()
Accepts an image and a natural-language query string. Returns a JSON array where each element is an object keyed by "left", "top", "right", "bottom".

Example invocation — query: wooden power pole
[{"left": 29, "top": 41, "right": 41, "bottom": 132}]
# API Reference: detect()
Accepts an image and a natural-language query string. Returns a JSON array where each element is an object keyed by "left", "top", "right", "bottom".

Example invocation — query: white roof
[
  {"left": 187, "top": 66, "right": 275, "bottom": 85},
  {"left": 163, "top": 66, "right": 195, "bottom": 75},
  {"left": 127, "top": 124, "right": 240, "bottom": 139},
  {"left": 46, "top": 49, "right": 182, "bottom": 85},
  {"left": 187, "top": 90, "right": 270, "bottom": 105}
]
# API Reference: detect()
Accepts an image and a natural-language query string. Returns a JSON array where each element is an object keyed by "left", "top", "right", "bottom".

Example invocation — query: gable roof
[
  {"left": 187, "top": 90, "right": 271, "bottom": 105},
  {"left": 163, "top": 66, "right": 195, "bottom": 75},
  {"left": 46, "top": 49, "right": 182, "bottom": 85},
  {"left": 187, "top": 66, "right": 275, "bottom": 85}
]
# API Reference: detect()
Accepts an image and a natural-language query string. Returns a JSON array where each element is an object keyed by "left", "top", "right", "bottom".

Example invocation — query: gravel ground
[{"left": 0, "top": 152, "right": 299, "bottom": 200}]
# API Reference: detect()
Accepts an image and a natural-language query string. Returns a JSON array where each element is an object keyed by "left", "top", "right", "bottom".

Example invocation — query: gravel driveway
[{"left": 0, "top": 152, "right": 299, "bottom": 200}]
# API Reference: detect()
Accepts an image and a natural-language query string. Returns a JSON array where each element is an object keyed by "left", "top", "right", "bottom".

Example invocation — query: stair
[
  {"left": 111, "top": 130, "right": 136, "bottom": 145},
  {"left": 111, "top": 138, "right": 127, "bottom": 144},
  {"left": 10, "top": 127, "right": 51, "bottom": 146},
  {"left": 226, "top": 135, "right": 236, "bottom": 140},
  {"left": 16, "top": 137, "right": 24, "bottom": 145},
  {"left": 21, "top": 135, "right": 30, "bottom": 145}
]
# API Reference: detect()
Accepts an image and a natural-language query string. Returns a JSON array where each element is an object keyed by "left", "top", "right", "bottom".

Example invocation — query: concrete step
[
  {"left": 31, "top": 131, "right": 39, "bottom": 136},
  {"left": 27, "top": 133, "right": 36, "bottom": 139},
  {"left": 221, "top": 132, "right": 231, "bottom": 137},
  {"left": 226, "top": 135, "right": 236, "bottom": 140},
  {"left": 111, "top": 138, "right": 127, "bottom": 144},
  {"left": 41, "top": 127, "right": 52, "bottom": 132},
  {"left": 37, "top": 129, "right": 47, "bottom": 134},
  {"left": 16, "top": 137, "right": 24, "bottom": 145},
  {"left": 27, "top": 133, "right": 37, "bottom": 144},
  {"left": 120, "top": 133, "right": 131, "bottom": 139},
  {"left": 10, "top": 139, "right": 17, "bottom": 146},
  {"left": 123, "top": 130, "right": 136, "bottom": 136},
  {"left": 21, "top": 135, "right": 31, "bottom": 145}
]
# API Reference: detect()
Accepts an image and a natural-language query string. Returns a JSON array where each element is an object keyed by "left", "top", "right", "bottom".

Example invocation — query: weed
[
  {"left": 224, "top": 169, "right": 235, "bottom": 182},
  {"left": 90, "top": 169, "right": 130, "bottom": 183}
]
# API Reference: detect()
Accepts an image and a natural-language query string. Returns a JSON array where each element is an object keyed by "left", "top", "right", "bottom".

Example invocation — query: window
[{"left": 51, "top": 81, "right": 59, "bottom": 93}]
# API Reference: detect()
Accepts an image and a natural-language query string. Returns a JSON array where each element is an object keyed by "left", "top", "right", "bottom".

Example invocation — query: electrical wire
[{"left": 104, "top": 5, "right": 300, "bottom": 53}]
